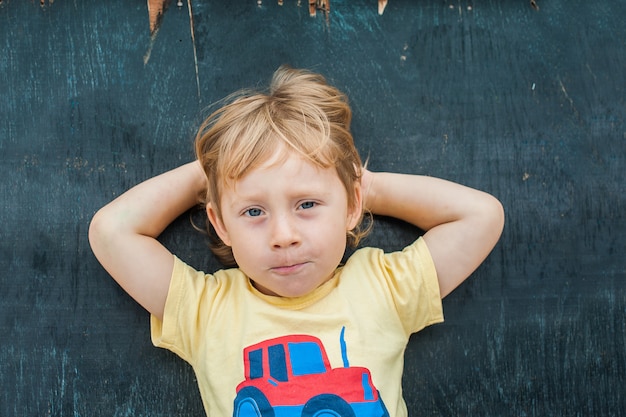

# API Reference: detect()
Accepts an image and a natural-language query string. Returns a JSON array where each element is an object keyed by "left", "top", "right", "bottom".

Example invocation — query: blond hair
[{"left": 195, "top": 65, "right": 369, "bottom": 266}]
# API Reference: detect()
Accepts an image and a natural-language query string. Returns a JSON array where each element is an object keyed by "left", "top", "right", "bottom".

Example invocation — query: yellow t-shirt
[{"left": 151, "top": 237, "right": 443, "bottom": 416}]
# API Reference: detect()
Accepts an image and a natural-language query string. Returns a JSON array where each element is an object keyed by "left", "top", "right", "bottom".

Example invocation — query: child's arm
[
  {"left": 88, "top": 161, "right": 207, "bottom": 320},
  {"left": 362, "top": 169, "right": 504, "bottom": 298}
]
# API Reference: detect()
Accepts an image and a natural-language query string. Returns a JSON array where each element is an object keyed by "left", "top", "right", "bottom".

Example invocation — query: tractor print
[{"left": 233, "top": 330, "right": 389, "bottom": 417}]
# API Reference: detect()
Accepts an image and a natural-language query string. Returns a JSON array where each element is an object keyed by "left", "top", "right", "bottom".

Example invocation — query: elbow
[
  {"left": 88, "top": 209, "right": 105, "bottom": 256},
  {"left": 88, "top": 206, "right": 115, "bottom": 259},
  {"left": 493, "top": 196, "right": 505, "bottom": 233},
  {"left": 484, "top": 194, "right": 505, "bottom": 245}
]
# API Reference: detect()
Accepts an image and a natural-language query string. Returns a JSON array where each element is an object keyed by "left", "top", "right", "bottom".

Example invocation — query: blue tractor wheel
[
  {"left": 301, "top": 394, "right": 356, "bottom": 417},
  {"left": 233, "top": 387, "right": 275, "bottom": 417}
]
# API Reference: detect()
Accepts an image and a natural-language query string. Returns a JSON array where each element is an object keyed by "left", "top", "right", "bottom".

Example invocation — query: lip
[{"left": 270, "top": 262, "right": 308, "bottom": 276}]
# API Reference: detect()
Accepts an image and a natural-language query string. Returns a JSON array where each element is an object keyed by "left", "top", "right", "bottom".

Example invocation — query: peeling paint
[{"left": 147, "top": 0, "right": 170, "bottom": 36}]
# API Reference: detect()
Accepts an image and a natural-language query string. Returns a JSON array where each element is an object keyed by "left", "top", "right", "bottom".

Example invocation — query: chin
[{"left": 252, "top": 282, "right": 312, "bottom": 298}]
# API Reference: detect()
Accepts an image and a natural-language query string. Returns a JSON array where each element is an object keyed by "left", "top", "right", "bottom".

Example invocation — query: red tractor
[{"left": 233, "top": 331, "right": 389, "bottom": 417}]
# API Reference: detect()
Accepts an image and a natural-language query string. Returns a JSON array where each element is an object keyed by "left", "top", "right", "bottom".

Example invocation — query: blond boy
[{"left": 89, "top": 66, "right": 504, "bottom": 416}]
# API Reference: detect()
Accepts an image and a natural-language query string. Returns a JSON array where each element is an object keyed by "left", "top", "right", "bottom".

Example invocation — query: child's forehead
[
  {"left": 226, "top": 151, "right": 329, "bottom": 187},
  {"left": 228, "top": 143, "right": 322, "bottom": 176},
  {"left": 222, "top": 158, "right": 344, "bottom": 206}
]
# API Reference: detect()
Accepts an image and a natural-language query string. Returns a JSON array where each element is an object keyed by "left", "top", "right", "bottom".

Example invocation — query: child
[{"left": 89, "top": 66, "right": 504, "bottom": 417}]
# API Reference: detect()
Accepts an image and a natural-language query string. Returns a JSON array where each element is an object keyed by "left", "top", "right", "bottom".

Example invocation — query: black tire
[
  {"left": 301, "top": 394, "right": 356, "bottom": 417},
  {"left": 233, "top": 387, "right": 276, "bottom": 417}
]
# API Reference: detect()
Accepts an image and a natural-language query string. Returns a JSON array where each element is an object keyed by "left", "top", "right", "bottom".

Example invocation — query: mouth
[{"left": 270, "top": 262, "right": 308, "bottom": 276}]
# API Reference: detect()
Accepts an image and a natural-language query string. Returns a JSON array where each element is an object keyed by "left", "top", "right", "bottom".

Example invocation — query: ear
[
  {"left": 206, "top": 202, "right": 232, "bottom": 246},
  {"left": 346, "top": 182, "right": 363, "bottom": 231}
]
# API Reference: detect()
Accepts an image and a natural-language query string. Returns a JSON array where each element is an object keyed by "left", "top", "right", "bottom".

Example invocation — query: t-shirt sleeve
[
  {"left": 150, "top": 255, "right": 213, "bottom": 364},
  {"left": 378, "top": 237, "right": 444, "bottom": 335}
]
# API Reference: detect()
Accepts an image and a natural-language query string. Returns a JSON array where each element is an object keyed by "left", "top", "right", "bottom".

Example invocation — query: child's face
[{"left": 207, "top": 152, "right": 362, "bottom": 298}]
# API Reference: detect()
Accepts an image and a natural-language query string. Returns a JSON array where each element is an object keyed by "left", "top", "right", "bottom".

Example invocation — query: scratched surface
[{"left": 1, "top": 0, "right": 625, "bottom": 415}]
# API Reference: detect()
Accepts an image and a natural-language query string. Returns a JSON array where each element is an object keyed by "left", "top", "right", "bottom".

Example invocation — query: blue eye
[
  {"left": 245, "top": 208, "right": 263, "bottom": 217},
  {"left": 300, "top": 201, "right": 316, "bottom": 209}
]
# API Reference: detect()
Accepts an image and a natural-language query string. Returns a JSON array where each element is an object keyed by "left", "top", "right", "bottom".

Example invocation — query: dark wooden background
[{"left": 1, "top": 0, "right": 624, "bottom": 415}]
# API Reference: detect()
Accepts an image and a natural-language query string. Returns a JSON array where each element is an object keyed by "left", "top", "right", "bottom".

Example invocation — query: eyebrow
[{"left": 228, "top": 184, "right": 332, "bottom": 208}]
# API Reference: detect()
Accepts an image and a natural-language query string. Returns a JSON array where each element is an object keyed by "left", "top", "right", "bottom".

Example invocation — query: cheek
[
  {"left": 229, "top": 232, "right": 263, "bottom": 266},
  {"left": 314, "top": 220, "right": 348, "bottom": 252},
  {"left": 229, "top": 235, "right": 251, "bottom": 256}
]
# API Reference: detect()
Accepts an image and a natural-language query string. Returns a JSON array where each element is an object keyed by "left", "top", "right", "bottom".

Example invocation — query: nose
[{"left": 269, "top": 213, "right": 301, "bottom": 249}]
